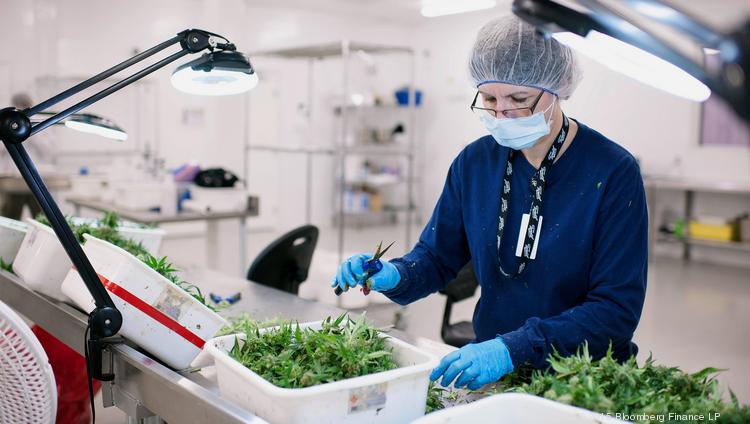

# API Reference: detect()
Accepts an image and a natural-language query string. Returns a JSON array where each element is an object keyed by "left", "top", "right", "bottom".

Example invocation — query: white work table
[{"left": 0, "top": 174, "right": 71, "bottom": 194}]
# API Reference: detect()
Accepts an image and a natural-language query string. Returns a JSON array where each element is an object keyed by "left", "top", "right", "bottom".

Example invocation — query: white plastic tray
[
  {"left": 413, "top": 393, "right": 630, "bottom": 424},
  {"left": 13, "top": 219, "right": 72, "bottom": 301},
  {"left": 0, "top": 216, "right": 28, "bottom": 264},
  {"left": 206, "top": 321, "right": 440, "bottom": 424},
  {"left": 61, "top": 234, "right": 227, "bottom": 369},
  {"left": 69, "top": 217, "right": 166, "bottom": 255}
]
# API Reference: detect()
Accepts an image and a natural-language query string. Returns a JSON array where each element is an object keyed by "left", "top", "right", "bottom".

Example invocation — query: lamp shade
[
  {"left": 553, "top": 30, "right": 711, "bottom": 102},
  {"left": 170, "top": 51, "right": 258, "bottom": 96},
  {"left": 64, "top": 113, "right": 128, "bottom": 141},
  {"left": 31, "top": 112, "right": 127, "bottom": 141}
]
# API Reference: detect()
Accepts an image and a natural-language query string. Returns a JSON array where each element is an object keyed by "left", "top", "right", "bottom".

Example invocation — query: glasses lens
[
  {"left": 472, "top": 107, "right": 496, "bottom": 118},
  {"left": 502, "top": 108, "right": 533, "bottom": 119}
]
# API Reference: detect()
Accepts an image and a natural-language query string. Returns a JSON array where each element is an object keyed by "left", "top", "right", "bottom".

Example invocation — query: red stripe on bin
[{"left": 96, "top": 274, "right": 205, "bottom": 349}]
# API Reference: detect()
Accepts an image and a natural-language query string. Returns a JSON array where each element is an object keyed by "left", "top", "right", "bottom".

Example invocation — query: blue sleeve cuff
[
  {"left": 500, "top": 328, "right": 538, "bottom": 369},
  {"left": 379, "top": 261, "right": 411, "bottom": 305}
]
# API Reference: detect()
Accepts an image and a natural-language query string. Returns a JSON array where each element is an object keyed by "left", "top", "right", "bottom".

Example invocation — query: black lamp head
[{"left": 171, "top": 50, "right": 258, "bottom": 95}]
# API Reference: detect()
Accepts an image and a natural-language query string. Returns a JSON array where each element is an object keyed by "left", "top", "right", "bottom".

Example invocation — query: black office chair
[
  {"left": 439, "top": 262, "right": 479, "bottom": 347},
  {"left": 247, "top": 225, "right": 319, "bottom": 295}
]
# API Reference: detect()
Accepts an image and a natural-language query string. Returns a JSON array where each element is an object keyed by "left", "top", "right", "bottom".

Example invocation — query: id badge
[{"left": 515, "top": 214, "right": 542, "bottom": 260}]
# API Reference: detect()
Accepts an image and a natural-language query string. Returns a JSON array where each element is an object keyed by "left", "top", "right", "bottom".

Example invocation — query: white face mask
[{"left": 480, "top": 96, "right": 557, "bottom": 150}]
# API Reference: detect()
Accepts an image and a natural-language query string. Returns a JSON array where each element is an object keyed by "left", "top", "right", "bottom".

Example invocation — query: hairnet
[{"left": 469, "top": 15, "right": 582, "bottom": 99}]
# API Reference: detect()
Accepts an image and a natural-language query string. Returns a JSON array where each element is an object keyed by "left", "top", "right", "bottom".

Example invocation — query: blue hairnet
[{"left": 469, "top": 15, "right": 582, "bottom": 99}]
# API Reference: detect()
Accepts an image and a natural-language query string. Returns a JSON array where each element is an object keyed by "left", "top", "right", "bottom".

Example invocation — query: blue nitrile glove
[
  {"left": 331, "top": 253, "right": 401, "bottom": 293},
  {"left": 429, "top": 337, "right": 514, "bottom": 390}
]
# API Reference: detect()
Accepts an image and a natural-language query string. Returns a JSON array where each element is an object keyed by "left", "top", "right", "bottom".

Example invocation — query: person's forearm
[{"left": 382, "top": 243, "right": 464, "bottom": 305}]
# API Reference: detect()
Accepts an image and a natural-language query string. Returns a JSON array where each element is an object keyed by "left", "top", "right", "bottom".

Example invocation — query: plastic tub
[
  {"left": 205, "top": 321, "right": 439, "bottom": 424},
  {"left": 61, "top": 234, "right": 227, "bottom": 369},
  {"left": 186, "top": 186, "right": 248, "bottom": 213},
  {"left": 70, "top": 175, "right": 107, "bottom": 198},
  {"left": 414, "top": 393, "right": 629, "bottom": 424},
  {"left": 13, "top": 219, "right": 72, "bottom": 301},
  {"left": 395, "top": 88, "right": 422, "bottom": 106},
  {"left": 0, "top": 216, "right": 28, "bottom": 264},
  {"left": 69, "top": 217, "right": 166, "bottom": 255},
  {"left": 113, "top": 183, "right": 165, "bottom": 211},
  {"left": 116, "top": 225, "right": 166, "bottom": 255}
]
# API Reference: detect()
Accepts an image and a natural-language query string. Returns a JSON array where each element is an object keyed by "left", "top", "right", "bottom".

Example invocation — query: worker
[{"left": 332, "top": 15, "right": 647, "bottom": 391}]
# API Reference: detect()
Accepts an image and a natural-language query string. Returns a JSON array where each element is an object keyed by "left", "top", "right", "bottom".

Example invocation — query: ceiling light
[{"left": 421, "top": 0, "right": 497, "bottom": 18}]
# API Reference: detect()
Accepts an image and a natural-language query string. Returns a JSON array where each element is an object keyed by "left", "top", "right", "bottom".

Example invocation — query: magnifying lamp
[
  {"left": 512, "top": 0, "right": 750, "bottom": 122},
  {"left": 171, "top": 51, "right": 258, "bottom": 95},
  {"left": 32, "top": 111, "right": 128, "bottom": 141},
  {"left": 0, "top": 28, "right": 258, "bottom": 382}
]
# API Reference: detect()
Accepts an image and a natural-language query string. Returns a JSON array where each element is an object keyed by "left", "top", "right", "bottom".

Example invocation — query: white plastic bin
[
  {"left": 13, "top": 219, "right": 72, "bottom": 301},
  {"left": 116, "top": 225, "right": 166, "bottom": 255},
  {"left": 187, "top": 186, "right": 249, "bottom": 213},
  {"left": 61, "top": 234, "right": 227, "bottom": 369},
  {"left": 0, "top": 216, "right": 28, "bottom": 264},
  {"left": 70, "top": 175, "right": 107, "bottom": 198},
  {"left": 69, "top": 217, "right": 166, "bottom": 255},
  {"left": 113, "top": 183, "right": 165, "bottom": 211},
  {"left": 413, "top": 393, "right": 630, "bottom": 424},
  {"left": 206, "top": 321, "right": 440, "bottom": 424}
]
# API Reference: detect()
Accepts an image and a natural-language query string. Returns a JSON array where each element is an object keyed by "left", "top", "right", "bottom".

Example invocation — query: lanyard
[{"left": 497, "top": 114, "right": 569, "bottom": 278}]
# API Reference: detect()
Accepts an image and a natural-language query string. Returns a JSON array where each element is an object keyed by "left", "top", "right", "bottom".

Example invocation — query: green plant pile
[
  {"left": 35, "top": 212, "right": 216, "bottom": 311},
  {"left": 0, "top": 258, "right": 13, "bottom": 274},
  {"left": 510, "top": 345, "right": 750, "bottom": 424},
  {"left": 426, "top": 345, "right": 750, "bottom": 423},
  {"left": 229, "top": 314, "right": 396, "bottom": 389},
  {"left": 426, "top": 366, "right": 533, "bottom": 413},
  {"left": 217, "top": 314, "right": 286, "bottom": 336}
]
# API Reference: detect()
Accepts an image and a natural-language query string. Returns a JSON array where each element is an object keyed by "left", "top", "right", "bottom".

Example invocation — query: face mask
[{"left": 480, "top": 97, "right": 556, "bottom": 150}]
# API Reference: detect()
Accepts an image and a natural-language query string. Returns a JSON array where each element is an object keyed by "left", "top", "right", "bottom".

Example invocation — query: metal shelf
[
  {"left": 253, "top": 41, "right": 413, "bottom": 59},
  {"left": 656, "top": 234, "right": 750, "bottom": 253},
  {"left": 247, "top": 40, "right": 419, "bottom": 270},
  {"left": 343, "top": 147, "right": 412, "bottom": 156},
  {"left": 643, "top": 176, "right": 750, "bottom": 195}
]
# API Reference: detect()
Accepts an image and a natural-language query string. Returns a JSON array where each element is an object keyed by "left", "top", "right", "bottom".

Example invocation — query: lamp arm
[
  {"left": 31, "top": 49, "right": 189, "bottom": 136},
  {"left": 0, "top": 28, "right": 228, "bottom": 381},
  {"left": 25, "top": 34, "right": 183, "bottom": 117}
]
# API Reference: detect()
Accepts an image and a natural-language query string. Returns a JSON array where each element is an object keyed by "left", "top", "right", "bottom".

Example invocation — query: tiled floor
[{"left": 94, "top": 224, "right": 750, "bottom": 421}]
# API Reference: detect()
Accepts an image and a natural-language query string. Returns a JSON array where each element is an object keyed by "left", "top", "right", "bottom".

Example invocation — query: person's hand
[
  {"left": 429, "top": 338, "right": 514, "bottom": 390},
  {"left": 331, "top": 253, "right": 401, "bottom": 293}
]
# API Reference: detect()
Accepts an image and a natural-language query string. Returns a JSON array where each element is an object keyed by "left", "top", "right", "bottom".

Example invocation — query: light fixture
[
  {"left": 421, "top": 0, "right": 497, "bottom": 18},
  {"left": 31, "top": 111, "right": 128, "bottom": 141},
  {"left": 512, "top": 0, "right": 750, "bottom": 122},
  {"left": 171, "top": 51, "right": 258, "bottom": 96},
  {"left": 64, "top": 113, "right": 128, "bottom": 141},
  {"left": 552, "top": 30, "right": 711, "bottom": 101}
]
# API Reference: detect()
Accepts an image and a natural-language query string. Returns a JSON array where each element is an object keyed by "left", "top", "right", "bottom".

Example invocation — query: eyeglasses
[{"left": 470, "top": 90, "right": 545, "bottom": 119}]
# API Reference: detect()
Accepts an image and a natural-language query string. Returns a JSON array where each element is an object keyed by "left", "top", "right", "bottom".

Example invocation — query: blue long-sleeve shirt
[{"left": 384, "top": 120, "right": 648, "bottom": 368}]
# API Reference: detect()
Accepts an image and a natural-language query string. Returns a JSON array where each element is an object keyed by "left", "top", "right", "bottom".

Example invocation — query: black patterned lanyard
[{"left": 497, "top": 114, "right": 569, "bottom": 278}]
